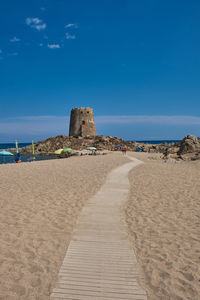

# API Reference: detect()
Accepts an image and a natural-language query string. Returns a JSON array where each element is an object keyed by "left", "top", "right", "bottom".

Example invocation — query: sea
[
  {"left": 135, "top": 140, "right": 180, "bottom": 144},
  {"left": 0, "top": 143, "right": 31, "bottom": 150},
  {"left": 0, "top": 140, "right": 181, "bottom": 165},
  {"left": 0, "top": 143, "right": 56, "bottom": 165}
]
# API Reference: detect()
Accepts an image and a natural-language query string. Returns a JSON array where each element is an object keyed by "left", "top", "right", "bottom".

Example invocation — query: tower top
[{"left": 69, "top": 107, "right": 98, "bottom": 137}]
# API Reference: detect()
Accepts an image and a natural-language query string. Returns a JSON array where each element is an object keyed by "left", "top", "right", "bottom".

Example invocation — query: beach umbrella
[
  {"left": 0, "top": 151, "right": 14, "bottom": 156},
  {"left": 55, "top": 149, "right": 64, "bottom": 155},
  {"left": 87, "top": 147, "right": 96, "bottom": 150},
  {"left": 62, "top": 148, "right": 72, "bottom": 153}
]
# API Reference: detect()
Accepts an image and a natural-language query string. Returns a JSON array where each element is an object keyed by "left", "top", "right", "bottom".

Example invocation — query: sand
[
  {"left": 125, "top": 152, "right": 200, "bottom": 300},
  {"left": 0, "top": 153, "right": 129, "bottom": 300},
  {"left": 1, "top": 151, "right": 200, "bottom": 300}
]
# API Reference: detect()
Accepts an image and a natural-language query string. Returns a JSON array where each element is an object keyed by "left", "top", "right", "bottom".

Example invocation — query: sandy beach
[
  {"left": 125, "top": 152, "right": 200, "bottom": 300},
  {"left": 0, "top": 153, "right": 129, "bottom": 300},
  {"left": 1, "top": 151, "right": 200, "bottom": 300}
]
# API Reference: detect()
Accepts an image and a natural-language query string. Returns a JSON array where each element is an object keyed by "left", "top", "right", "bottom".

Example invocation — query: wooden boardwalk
[{"left": 50, "top": 156, "right": 147, "bottom": 300}]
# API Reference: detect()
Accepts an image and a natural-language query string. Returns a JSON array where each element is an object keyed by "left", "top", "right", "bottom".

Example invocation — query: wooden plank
[{"left": 50, "top": 157, "right": 147, "bottom": 300}]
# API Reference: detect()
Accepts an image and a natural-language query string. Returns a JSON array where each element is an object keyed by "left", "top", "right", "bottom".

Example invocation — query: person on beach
[
  {"left": 15, "top": 152, "right": 21, "bottom": 163},
  {"left": 121, "top": 146, "right": 127, "bottom": 155}
]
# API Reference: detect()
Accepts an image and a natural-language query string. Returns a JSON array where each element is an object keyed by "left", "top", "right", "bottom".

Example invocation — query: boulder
[{"left": 178, "top": 135, "right": 200, "bottom": 155}]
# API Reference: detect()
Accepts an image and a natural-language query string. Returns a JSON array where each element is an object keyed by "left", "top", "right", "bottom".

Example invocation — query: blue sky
[{"left": 0, "top": 0, "right": 200, "bottom": 142}]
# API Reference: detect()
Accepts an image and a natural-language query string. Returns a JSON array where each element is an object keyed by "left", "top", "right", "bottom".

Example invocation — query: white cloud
[
  {"left": 95, "top": 115, "right": 200, "bottom": 125},
  {"left": 26, "top": 17, "right": 46, "bottom": 31},
  {"left": 47, "top": 44, "right": 61, "bottom": 49},
  {"left": 0, "top": 115, "right": 200, "bottom": 142},
  {"left": 65, "top": 23, "right": 78, "bottom": 29},
  {"left": 0, "top": 116, "right": 68, "bottom": 142},
  {"left": 26, "top": 17, "right": 40, "bottom": 25},
  {"left": 65, "top": 32, "right": 76, "bottom": 40},
  {"left": 10, "top": 37, "right": 21, "bottom": 42}
]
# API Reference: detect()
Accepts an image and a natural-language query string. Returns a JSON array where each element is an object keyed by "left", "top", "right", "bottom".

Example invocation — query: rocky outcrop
[
  {"left": 178, "top": 135, "right": 200, "bottom": 155},
  {"left": 161, "top": 135, "right": 200, "bottom": 161},
  {"left": 19, "top": 135, "right": 175, "bottom": 155},
  {"left": 20, "top": 135, "right": 137, "bottom": 154},
  {"left": 17, "top": 134, "right": 200, "bottom": 161}
]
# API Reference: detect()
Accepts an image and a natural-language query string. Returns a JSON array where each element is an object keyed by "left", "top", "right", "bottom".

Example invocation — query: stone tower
[{"left": 69, "top": 107, "right": 98, "bottom": 137}]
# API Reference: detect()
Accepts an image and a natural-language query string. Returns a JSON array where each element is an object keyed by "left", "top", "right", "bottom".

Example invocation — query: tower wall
[{"left": 69, "top": 107, "right": 97, "bottom": 137}]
